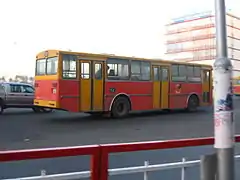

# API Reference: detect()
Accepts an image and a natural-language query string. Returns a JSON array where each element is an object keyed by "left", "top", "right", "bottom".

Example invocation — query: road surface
[{"left": 1, "top": 99, "right": 240, "bottom": 179}]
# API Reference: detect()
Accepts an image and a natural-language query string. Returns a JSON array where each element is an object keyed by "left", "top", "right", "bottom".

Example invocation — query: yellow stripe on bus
[{"left": 35, "top": 75, "right": 58, "bottom": 81}]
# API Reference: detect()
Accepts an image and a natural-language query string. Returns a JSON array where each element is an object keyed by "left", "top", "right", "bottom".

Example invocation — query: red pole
[
  {"left": 91, "top": 150, "right": 101, "bottom": 180},
  {"left": 99, "top": 149, "right": 109, "bottom": 180}
]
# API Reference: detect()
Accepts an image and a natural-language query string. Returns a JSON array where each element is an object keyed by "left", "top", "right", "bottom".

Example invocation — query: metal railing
[
  {"left": 3, "top": 155, "right": 240, "bottom": 180},
  {"left": 1, "top": 136, "right": 240, "bottom": 180}
]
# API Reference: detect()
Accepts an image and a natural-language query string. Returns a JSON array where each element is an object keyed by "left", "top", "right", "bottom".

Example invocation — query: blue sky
[{"left": 0, "top": 0, "right": 237, "bottom": 76}]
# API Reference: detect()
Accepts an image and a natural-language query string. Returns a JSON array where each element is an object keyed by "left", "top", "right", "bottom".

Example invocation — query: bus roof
[{"left": 36, "top": 49, "right": 212, "bottom": 68}]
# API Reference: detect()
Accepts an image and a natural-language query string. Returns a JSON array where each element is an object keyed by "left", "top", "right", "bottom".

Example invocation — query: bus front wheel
[{"left": 111, "top": 96, "right": 130, "bottom": 118}]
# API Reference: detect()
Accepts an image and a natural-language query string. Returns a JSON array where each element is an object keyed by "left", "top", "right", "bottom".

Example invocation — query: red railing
[{"left": 1, "top": 136, "right": 240, "bottom": 180}]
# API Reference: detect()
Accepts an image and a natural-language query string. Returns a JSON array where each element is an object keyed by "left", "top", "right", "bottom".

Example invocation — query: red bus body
[{"left": 34, "top": 50, "right": 212, "bottom": 117}]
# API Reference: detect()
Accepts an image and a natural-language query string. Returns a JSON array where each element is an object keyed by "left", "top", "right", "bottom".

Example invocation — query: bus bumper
[{"left": 34, "top": 99, "right": 59, "bottom": 108}]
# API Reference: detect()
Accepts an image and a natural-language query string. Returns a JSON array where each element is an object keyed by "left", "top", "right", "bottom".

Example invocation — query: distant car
[{"left": 0, "top": 82, "right": 53, "bottom": 114}]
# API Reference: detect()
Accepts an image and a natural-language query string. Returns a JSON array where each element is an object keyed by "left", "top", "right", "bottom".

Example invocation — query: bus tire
[
  {"left": 41, "top": 108, "right": 53, "bottom": 113},
  {"left": 186, "top": 95, "right": 199, "bottom": 112},
  {"left": 111, "top": 96, "right": 130, "bottom": 118},
  {"left": 32, "top": 107, "right": 41, "bottom": 113}
]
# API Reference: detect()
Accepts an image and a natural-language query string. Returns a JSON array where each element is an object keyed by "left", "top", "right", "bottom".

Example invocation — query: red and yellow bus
[
  {"left": 34, "top": 50, "right": 212, "bottom": 118},
  {"left": 233, "top": 76, "right": 240, "bottom": 96}
]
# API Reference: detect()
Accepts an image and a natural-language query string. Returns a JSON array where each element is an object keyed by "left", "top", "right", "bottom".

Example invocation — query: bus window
[
  {"left": 153, "top": 67, "right": 159, "bottom": 81},
  {"left": 94, "top": 63, "right": 102, "bottom": 79},
  {"left": 131, "top": 61, "right": 150, "bottom": 81},
  {"left": 131, "top": 61, "right": 141, "bottom": 81},
  {"left": 179, "top": 65, "right": 186, "bottom": 77},
  {"left": 141, "top": 62, "right": 151, "bottom": 81},
  {"left": 203, "top": 70, "right": 210, "bottom": 82},
  {"left": 194, "top": 66, "right": 201, "bottom": 77},
  {"left": 187, "top": 65, "right": 201, "bottom": 82},
  {"left": 46, "top": 57, "right": 58, "bottom": 75},
  {"left": 62, "top": 55, "right": 77, "bottom": 79},
  {"left": 81, "top": 62, "right": 90, "bottom": 79},
  {"left": 107, "top": 58, "right": 129, "bottom": 80},
  {"left": 171, "top": 64, "right": 186, "bottom": 82},
  {"left": 187, "top": 66, "right": 194, "bottom": 77},
  {"left": 162, "top": 68, "right": 169, "bottom": 81},
  {"left": 36, "top": 59, "right": 46, "bottom": 75}
]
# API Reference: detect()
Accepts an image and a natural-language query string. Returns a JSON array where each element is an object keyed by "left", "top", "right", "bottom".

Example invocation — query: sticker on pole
[{"left": 214, "top": 111, "right": 234, "bottom": 148}]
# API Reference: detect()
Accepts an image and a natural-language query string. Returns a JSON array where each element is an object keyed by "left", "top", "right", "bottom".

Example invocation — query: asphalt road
[{"left": 1, "top": 99, "right": 240, "bottom": 179}]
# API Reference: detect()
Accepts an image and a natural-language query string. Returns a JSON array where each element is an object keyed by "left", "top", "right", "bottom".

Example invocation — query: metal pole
[
  {"left": 214, "top": 0, "right": 235, "bottom": 179},
  {"left": 200, "top": 154, "right": 217, "bottom": 180}
]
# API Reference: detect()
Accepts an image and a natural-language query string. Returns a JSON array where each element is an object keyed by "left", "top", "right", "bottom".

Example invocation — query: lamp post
[{"left": 214, "top": 0, "right": 235, "bottom": 179}]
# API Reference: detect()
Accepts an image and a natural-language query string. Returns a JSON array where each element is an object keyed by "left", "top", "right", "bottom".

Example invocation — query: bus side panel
[
  {"left": 58, "top": 80, "right": 79, "bottom": 112},
  {"left": 35, "top": 80, "right": 59, "bottom": 101},
  {"left": 104, "top": 81, "right": 153, "bottom": 111},
  {"left": 169, "top": 82, "right": 202, "bottom": 109},
  {"left": 233, "top": 85, "right": 240, "bottom": 96}
]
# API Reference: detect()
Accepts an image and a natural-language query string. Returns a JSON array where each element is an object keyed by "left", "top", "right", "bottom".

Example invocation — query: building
[{"left": 164, "top": 10, "right": 240, "bottom": 77}]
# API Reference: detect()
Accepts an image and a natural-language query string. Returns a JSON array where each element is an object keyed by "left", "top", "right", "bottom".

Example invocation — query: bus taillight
[{"left": 52, "top": 82, "right": 58, "bottom": 94}]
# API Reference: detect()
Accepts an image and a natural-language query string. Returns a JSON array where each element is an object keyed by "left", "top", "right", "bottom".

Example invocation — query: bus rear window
[
  {"left": 36, "top": 59, "right": 46, "bottom": 75},
  {"left": 46, "top": 57, "right": 58, "bottom": 75},
  {"left": 36, "top": 57, "right": 58, "bottom": 75}
]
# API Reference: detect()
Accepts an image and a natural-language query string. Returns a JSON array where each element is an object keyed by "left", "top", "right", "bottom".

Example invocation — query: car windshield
[{"left": 36, "top": 57, "right": 58, "bottom": 75}]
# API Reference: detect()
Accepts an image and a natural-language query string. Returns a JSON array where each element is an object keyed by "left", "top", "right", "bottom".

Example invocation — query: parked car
[{"left": 0, "top": 82, "right": 53, "bottom": 114}]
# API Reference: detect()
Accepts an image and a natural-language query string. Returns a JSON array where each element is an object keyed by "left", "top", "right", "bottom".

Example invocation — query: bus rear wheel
[
  {"left": 32, "top": 107, "right": 53, "bottom": 113},
  {"left": 186, "top": 95, "right": 199, "bottom": 112},
  {"left": 111, "top": 96, "right": 130, "bottom": 118}
]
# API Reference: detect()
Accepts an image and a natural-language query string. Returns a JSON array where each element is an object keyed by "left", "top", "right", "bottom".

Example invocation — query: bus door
[
  {"left": 202, "top": 69, "right": 211, "bottom": 104},
  {"left": 79, "top": 60, "right": 104, "bottom": 111},
  {"left": 152, "top": 66, "right": 161, "bottom": 109},
  {"left": 160, "top": 66, "right": 170, "bottom": 109},
  {"left": 92, "top": 61, "right": 104, "bottom": 111},
  {"left": 152, "top": 65, "right": 170, "bottom": 109}
]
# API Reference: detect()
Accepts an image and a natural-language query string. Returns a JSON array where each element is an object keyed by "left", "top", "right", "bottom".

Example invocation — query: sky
[{"left": 0, "top": 0, "right": 238, "bottom": 77}]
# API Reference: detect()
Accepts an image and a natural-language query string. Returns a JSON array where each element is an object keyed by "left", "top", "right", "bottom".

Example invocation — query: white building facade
[{"left": 165, "top": 11, "right": 240, "bottom": 77}]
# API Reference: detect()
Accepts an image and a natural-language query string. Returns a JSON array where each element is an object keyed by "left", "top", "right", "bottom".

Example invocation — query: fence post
[
  {"left": 91, "top": 147, "right": 102, "bottom": 180},
  {"left": 99, "top": 147, "right": 109, "bottom": 180},
  {"left": 200, "top": 153, "right": 217, "bottom": 180}
]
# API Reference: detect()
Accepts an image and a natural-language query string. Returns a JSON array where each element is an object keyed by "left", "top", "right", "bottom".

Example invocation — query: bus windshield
[{"left": 36, "top": 57, "right": 58, "bottom": 75}]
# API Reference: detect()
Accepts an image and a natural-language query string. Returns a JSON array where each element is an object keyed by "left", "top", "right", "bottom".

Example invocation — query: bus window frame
[
  {"left": 130, "top": 60, "right": 151, "bottom": 81},
  {"left": 36, "top": 58, "right": 47, "bottom": 76},
  {"left": 187, "top": 65, "right": 201, "bottom": 82},
  {"left": 171, "top": 64, "right": 187, "bottom": 82},
  {"left": 62, "top": 54, "right": 77, "bottom": 79},
  {"left": 107, "top": 58, "right": 130, "bottom": 80},
  {"left": 46, "top": 56, "right": 58, "bottom": 75}
]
